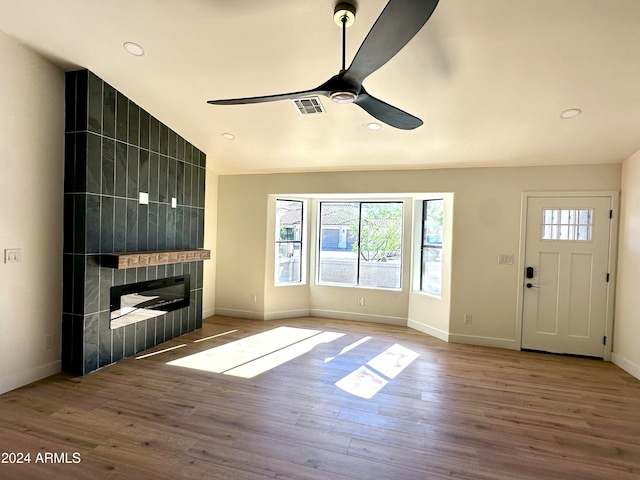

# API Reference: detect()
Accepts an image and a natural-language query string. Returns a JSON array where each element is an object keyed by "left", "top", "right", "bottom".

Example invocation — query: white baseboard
[
  {"left": 215, "top": 308, "right": 407, "bottom": 326},
  {"left": 264, "top": 309, "right": 310, "bottom": 321},
  {"left": 209, "top": 308, "right": 311, "bottom": 322},
  {"left": 202, "top": 308, "right": 216, "bottom": 320},
  {"left": 0, "top": 360, "right": 61, "bottom": 395},
  {"left": 309, "top": 309, "right": 407, "bottom": 326},
  {"left": 448, "top": 333, "right": 519, "bottom": 350},
  {"left": 611, "top": 353, "right": 640, "bottom": 380},
  {"left": 407, "top": 320, "right": 449, "bottom": 342},
  {"left": 214, "top": 308, "right": 265, "bottom": 321}
]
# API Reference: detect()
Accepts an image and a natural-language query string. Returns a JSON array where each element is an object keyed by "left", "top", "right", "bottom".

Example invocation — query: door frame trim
[{"left": 516, "top": 191, "right": 619, "bottom": 360}]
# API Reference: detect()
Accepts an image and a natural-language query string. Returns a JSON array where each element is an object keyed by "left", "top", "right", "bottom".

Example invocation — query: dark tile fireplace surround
[{"left": 62, "top": 70, "right": 206, "bottom": 375}]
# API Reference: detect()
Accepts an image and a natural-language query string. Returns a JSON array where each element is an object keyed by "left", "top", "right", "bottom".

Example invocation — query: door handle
[{"left": 526, "top": 283, "right": 540, "bottom": 289}]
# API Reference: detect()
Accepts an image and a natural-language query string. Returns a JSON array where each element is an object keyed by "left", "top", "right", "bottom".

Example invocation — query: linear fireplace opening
[{"left": 110, "top": 275, "right": 191, "bottom": 329}]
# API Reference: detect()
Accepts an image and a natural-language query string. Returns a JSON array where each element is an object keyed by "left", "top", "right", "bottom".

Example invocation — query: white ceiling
[{"left": 1, "top": 0, "right": 639, "bottom": 174}]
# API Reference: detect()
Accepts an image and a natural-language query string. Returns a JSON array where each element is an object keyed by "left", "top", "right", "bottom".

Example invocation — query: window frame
[
  {"left": 420, "top": 198, "right": 444, "bottom": 296},
  {"left": 274, "top": 198, "right": 304, "bottom": 286},
  {"left": 317, "top": 200, "right": 404, "bottom": 290}
]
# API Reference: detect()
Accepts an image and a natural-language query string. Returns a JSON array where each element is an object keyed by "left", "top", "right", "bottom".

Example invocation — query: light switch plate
[
  {"left": 4, "top": 248, "right": 22, "bottom": 263},
  {"left": 139, "top": 192, "right": 149, "bottom": 205},
  {"left": 171, "top": 197, "right": 177, "bottom": 209},
  {"left": 497, "top": 254, "right": 514, "bottom": 265}
]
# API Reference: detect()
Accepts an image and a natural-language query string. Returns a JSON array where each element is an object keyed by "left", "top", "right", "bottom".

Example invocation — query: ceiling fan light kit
[
  {"left": 330, "top": 91, "right": 358, "bottom": 104},
  {"left": 207, "top": 0, "right": 440, "bottom": 130}
]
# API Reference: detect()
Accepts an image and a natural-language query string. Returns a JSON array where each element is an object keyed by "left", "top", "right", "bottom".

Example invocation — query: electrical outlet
[
  {"left": 358, "top": 297, "right": 365, "bottom": 306},
  {"left": 4, "top": 248, "right": 22, "bottom": 263},
  {"left": 45, "top": 334, "right": 55, "bottom": 349},
  {"left": 250, "top": 293, "right": 257, "bottom": 303},
  {"left": 464, "top": 314, "right": 472, "bottom": 324}
]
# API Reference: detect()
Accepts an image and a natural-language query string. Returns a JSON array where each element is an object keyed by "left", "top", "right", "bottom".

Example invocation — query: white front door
[{"left": 521, "top": 196, "right": 612, "bottom": 357}]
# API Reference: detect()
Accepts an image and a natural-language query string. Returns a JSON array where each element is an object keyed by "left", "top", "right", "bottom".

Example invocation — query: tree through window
[{"left": 318, "top": 202, "right": 403, "bottom": 289}]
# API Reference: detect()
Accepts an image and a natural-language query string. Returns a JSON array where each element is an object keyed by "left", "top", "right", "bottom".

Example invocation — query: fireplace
[
  {"left": 110, "top": 275, "right": 190, "bottom": 329},
  {"left": 62, "top": 69, "right": 208, "bottom": 375}
]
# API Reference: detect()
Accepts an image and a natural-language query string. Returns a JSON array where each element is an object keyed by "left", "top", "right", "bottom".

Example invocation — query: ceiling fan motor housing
[{"left": 323, "top": 72, "right": 360, "bottom": 103}]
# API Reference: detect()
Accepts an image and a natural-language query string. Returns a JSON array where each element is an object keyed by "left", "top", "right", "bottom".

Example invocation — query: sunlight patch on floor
[
  {"left": 335, "top": 365, "right": 388, "bottom": 399},
  {"left": 335, "top": 343, "right": 419, "bottom": 399},
  {"left": 193, "top": 329, "right": 237, "bottom": 343},
  {"left": 136, "top": 344, "right": 187, "bottom": 360},
  {"left": 167, "top": 326, "right": 343, "bottom": 378},
  {"left": 324, "top": 336, "right": 372, "bottom": 363},
  {"left": 164, "top": 325, "right": 418, "bottom": 395},
  {"left": 225, "top": 331, "right": 345, "bottom": 378},
  {"left": 366, "top": 343, "right": 420, "bottom": 379}
]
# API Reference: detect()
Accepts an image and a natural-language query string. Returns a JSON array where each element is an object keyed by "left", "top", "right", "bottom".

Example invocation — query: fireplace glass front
[{"left": 110, "top": 275, "right": 190, "bottom": 329}]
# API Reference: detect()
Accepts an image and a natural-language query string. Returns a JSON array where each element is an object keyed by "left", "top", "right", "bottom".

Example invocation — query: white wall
[
  {"left": 215, "top": 164, "right": 621, "bottom": 347},
  {"left": 408, "top": 194, "right": 454, "bottom": 341},
  {"left": 307, "top": 197, "right": 412, "bottom": 326},
  {"left": 612, "top": 150, "right": 640, "bottom": 379},
  {"left": 215, "top": 175, "right": 269, "bottom": 319},
  {"left": 263, "top": 195, "right": 311, "bottom": 320},
  {"left": 0, "top": 32, "right": 64, "bottom": 394},
  {"left": 202, "top": 171, "right": 218, "bottom": 319}
]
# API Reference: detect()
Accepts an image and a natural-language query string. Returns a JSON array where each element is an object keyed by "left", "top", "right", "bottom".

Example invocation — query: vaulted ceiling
[{"left": 1, "top": 0, "right": 639, "bottom": 174}]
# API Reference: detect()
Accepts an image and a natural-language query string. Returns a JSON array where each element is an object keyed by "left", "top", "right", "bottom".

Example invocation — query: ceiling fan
[{"left": 207, "top": 0, "right": 440, "bottom": 130}]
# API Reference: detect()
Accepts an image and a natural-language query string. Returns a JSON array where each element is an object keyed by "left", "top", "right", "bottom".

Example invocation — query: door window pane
[{"left": 541, "top": 209, "right": 592, "bottom": 241}]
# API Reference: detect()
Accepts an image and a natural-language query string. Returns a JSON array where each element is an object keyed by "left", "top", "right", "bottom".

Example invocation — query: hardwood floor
[{"left": 1, "top": 315, "right": 638, "bottom": 480}]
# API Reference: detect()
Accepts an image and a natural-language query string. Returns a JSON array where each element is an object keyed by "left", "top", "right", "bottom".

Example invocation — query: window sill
[
  {"left": 412, "top": 290, "right": 442, "bottom": 299},
  {"left": 315, "top": 282, "right": 402, "bottom": 292}
]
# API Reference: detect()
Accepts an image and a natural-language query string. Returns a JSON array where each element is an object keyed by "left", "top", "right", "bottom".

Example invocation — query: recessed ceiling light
[
  {"left": 221, "top": 133, "right": 235, "bottom": 140},
  {"left": 366, "top": 122, "right": 382, "bottom": 131},
  {"left": 123, "top": 42, "right": 145, "bottom": 57},
  {"left": 559, "top": 108, "right": 581, "bottom": 119}
]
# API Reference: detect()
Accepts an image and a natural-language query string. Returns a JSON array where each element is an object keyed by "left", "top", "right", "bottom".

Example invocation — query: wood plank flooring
[{"left": 1, "top": 315, "right": 638, "bottom": 480}]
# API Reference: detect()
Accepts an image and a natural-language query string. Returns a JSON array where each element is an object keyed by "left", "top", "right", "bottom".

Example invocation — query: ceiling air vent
[{"left": 291, "top": 97, "right": 325, "bottom": 116}]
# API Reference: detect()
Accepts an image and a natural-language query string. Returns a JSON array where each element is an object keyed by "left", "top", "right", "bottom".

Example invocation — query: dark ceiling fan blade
[
  {"left": 343, "top": 0, "right": 439, "bottom": 85},
  {"left": 354, "top": 89, "right": 423, "bottom": 130},
  {"left": 207, "top": 87, "right": 330, "bottom": 105}
]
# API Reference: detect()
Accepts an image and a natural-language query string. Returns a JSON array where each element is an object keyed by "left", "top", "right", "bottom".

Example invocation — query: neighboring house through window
[{"left": 318, "top": 201, "right": 403, "bottom": 289}]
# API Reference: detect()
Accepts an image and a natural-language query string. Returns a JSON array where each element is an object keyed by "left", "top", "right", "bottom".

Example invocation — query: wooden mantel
[{"left": 101, "top": 249, "right": 211, "bottom": 270}]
